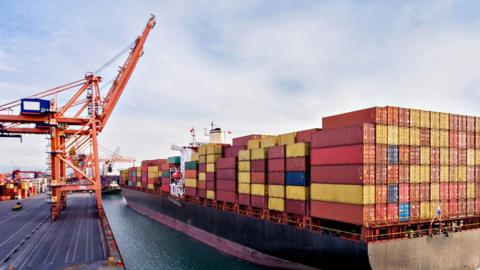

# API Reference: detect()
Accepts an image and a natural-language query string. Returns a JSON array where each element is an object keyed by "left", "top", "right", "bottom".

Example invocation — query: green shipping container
[
  {"left": 168, "top": 156, "right": 181, "bottom": 164},
  {"left": 185, "top": 161, "right": 198, "bottom": 170}
]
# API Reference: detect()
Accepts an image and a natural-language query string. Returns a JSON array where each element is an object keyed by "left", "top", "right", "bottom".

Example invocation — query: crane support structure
[{"left": 0, "top": 15, "right": 155, "bottom": 220}]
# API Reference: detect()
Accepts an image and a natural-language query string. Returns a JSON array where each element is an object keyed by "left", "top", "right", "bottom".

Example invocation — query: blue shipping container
[
  {"left": 20, "top": 98, "right": 50, "bottom": 114},
  {"left": 388, "top": 184, "right": 399, "bottom": 203},
  {"left": 399, "top": 202, "right": 410, "bottom": 222},
  {"left": 285, "top": 172, "right": 308, "bottom": 186},
  {"left": 387, "top": 145, "right": 399, "bottom": 164}
]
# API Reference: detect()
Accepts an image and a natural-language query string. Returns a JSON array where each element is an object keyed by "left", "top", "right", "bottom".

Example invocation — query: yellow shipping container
[
  {"left": 430, "top": 201, "right": 440, "bottom": 218},
  {"left": 450, "top": 166, "right": 457, "bottom": 182},
  {"left": 431, "top": 183, "right": 440, "bottom": 201},
  {"left": 206, "top": 143, "right": 223, "bottom": 154},
  {"left": 148, "top": 166, "right": 159, "bottom": 172},
  {"left": 440, "top": 148, "right": 449, "bottom": 165},
  {"left": 376, "top": 124, "right": 388, "bottom": 145},
  {"left": 439, "top": 113, "right": 449, "bottom": 130},
  {"left": 387, "top": 125, "right": 399, "bottom": 145},
  {"left": 420, "top": 165, "right": 430, "bottom": 182},
  {"left": 206, "top": 154, "right": 222, "bottom": 164},
  {"left": 363, "top": 185, "right": 375, "bottom": 205},
  {"left": 238, "top": 150, "right": 250, "bottom": 161},
  {"left": 251, "top": 184, "right": 266, "bottom": 196},
  {"left": 439, "top": 130, "right": 449, "bottom": 147},
  {"left": 238, "top": 172, "right": 250, "bottom": 183},
  {"left": 399, "top": 127, "right": 410, "bottom": 145},
  {"left": 238, "top": 183, "right": 250, "bottom": 194},
  {"left": 206, "top": 163, "right": 216, "bottom": 173},
  {"left": 410, "top": 109, "right": 421, "bottom": 127},
  {"left": 207, "top": 190, "right": 215, "bottom": 199},
  {"left": 268, "top": 198, "right": 285, "bottom": 212},
  {"left": 467, "top": 183, "right": 475, "bottom": 199},
  {"left": 430, "top": 129, "right": 440, "bottom": 147},
  {"left": 286, "top": 143, "right": 309, "bottom": 158},
  {"left": 238, "top": 161, "right": 250, "bottom": 172},
  {"left": 476, "top": 117, "right": 480, "bottom": 133},
  {"left": 199, "top": 172, "right": 206, "bottom": 181},
  {"left": 251, "top": 148, "right": 268, "bottom": 160},
  {"left": 440, "top": 166, "right": 449, "bottom": 182},
  {"left": 311, "top": 184, "right": 367, "bottom": 205},
  {"left": 248, "top": 139, "right": 261, "bottom": 149},
  {"left": 420, "top": 110, "right": 430, "bottom": 128},
  {"left": 199, "top": 155, "right": 206, "bottom": 164},
  {"left": 185, "top": 178, "right": 197, "bottom": 187},
  {"left": 420, "top": 147, "right": 430, "bottom": 165},
  {"left": 410, "top": 128, "right": 420, "bottom": 146},
  {"left": 420, "top": 201, "right": 431, "bottom": 219},
  {"left": 467, "top": 149, "right": 475, "bottom": 165},
  {"left": 278, "top": 132, "right": 296, "bottom": 145},
  {"left": 260, "top": 136, "right": 278, "bottom": 148},
  {"left": 148, "top": 172, "right": 158, "bottom": 178},
  {"left": 410, "top": 165, "right": 420, "bottom": 183},
  {"left": 457, "top": 166, "right": 467, "bottom": 182},
  {"left": 191, "top": 152, "right": 199, "bottom": 161},
  {"left": 147, "top": 184, "right": 154, "bottom": 190},
  {"left": 198, "top": 144, "right": 207, "bottom": 155},
  {"left": 476, "top": 149, "right": 480, "bottom": 165},
  {"left": 430, "top": 112, "right": 440, "bottom": 129},
  {"left": 268, "top": 185, "right": 285, "bottom": 198},
  {"left": 286, "top": 186, "right": 309, "bottom": 201},
  {"left": 136, "top": 182, "right": 141, "bottom": 188}
]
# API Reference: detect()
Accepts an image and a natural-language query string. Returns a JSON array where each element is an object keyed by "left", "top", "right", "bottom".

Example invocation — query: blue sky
[{"left": 1, "top": 0, "right": 480, "bottom": 171}]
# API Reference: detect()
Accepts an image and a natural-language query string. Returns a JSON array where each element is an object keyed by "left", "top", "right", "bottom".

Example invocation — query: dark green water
[{"left": 102, "top": 193, "right": 269, "bottom": 270}]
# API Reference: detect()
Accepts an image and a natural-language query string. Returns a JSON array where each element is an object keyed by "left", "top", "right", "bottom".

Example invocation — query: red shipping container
[
  {"left": 458, "top": 183, "right": 467, "bottom": 199},
  {"left": 216, "top": 157, "right": 236, "bottom": 169},
  {"left": 467, "top": 199, "right": 475, "bottom": 215},
  {"left": 376, "top": 165, "right": 387, "bottom": 184},
  {"left": 450, "top": 115, "right": 459, "bottom": 131},
  {"left": 251, "top": 172, "right": 266, "bottom": 184},
  {"left": 199, "top": 163, "right": 206, "bottom": 172},
  {"left": 430, "top": 147, "right": 440, "bottom": 165},
  {"left": 184, "top": 187, "right": 197, "bottom": 197},
  {"left": 251, "top": 160, "right": 266, "bottom": 172},
  {"left": 296, "top": 128, "right": 320, "bottom": 143},
  {"left": 458, "top": 199, "right": 467, "bottom": 216},
  {"left": 410, "top": 147, "right": 420, "bottom": 164},
  {"left": 268, "top": 172, "right": 284, "bottom": 185},
  {"left": 268, "top": 145, "right": 285, "bottom": 159},
  {"left": 232, "top": 134, "right": 262, "bottom": 147},
  {"left": 431, "top": 165, "right": 440, "bottom": 183},
  {"left": 216, "top": 180, "right": 235, "bottom": 191},
  {"left": 476, "top": 200, "right": 480, "bottom": 214},
  {"left": 387, "top": 106, "right": 399, "bottom": 125},
  {"left": 410, "top": 202, "right": 420, "bottom": 220},
  {"left": 198, "top": 189, "right": 206, "bottom": 198},
  {"left": 216, "top": 169, "right": 236, "bottom": 180},
  {"left": 185, "top": 170, "right": 198, "bottom": 179},
  {"left": 375, "top": 204, "right": 387, "bottom": 223},
  {"left": 376, "top": 185, "right": 387, "bottom": 204},
  {"left": 410, "top": 184, "right": 420, "bottom": 202},
  {"left": 206, "top": 181, "right": 215, "bottom": 190},
  {"left": 224, "top": 146, "right": 246, "bottom": 158},
  {"left": 440, "top": 183, "right": 449, "bottom": 201},
  {"left": 311, "top": 144, "right": 375, "bottom": 165},
  {"left": 450, "top": 131, "right": 458, "bottom": 148},
  {"left": 476, "top": 133, "right": 480, "bottom": 149},
  {"left": 322, "top": 107, "right": 387, "bottom": 129},
  {"left": 399, "top": 184, "right": 410, "bottom": 202},
  {"left": 206, "top": 172, "right": 215, "bottom": 182},
  {"left": 458, "top": 149, "right": 467, "bottom": 165},
  {"left": 376, "top": 145, "right": 387, "bottom": 164},
  {"left": 286, "top": 199, "right": 308, "bottom": 215},
  {"left": 467, "top": 116, "right": 475, "bottom": 132},
  {"left": 268, "top": 159, "right": 285, "bottom": 172},
  {"left": 286, "top": 157, "right": 308, "bottom": 172},
  {"left": 467, "top": 132, "right": 475, "bottom": 148},
  {"left": 238, "top": 194, "right": 250, "bottom": 205},
  {"left": 476, "top": 166, "right": 480, "bottom": 182},
  {"left": 387, "top": 203, "right": 399, "bottom": 222},
  {"left": 198, "top": 181, "right": 206, "bottom": 189},
  {"left": 311, "top": 201, "right": 369, "bottom": 225},
  {"left": 459, "top": 115, "right": 467, "bottom": 132},
  {"left": 161, "top": 178, "right": 170, "bottom": 185},
  {"left": 399, "top": 146, "right": 410, "bottom": 164},
  {"left": 399, "top": 165, "right": 409, "bottom": 184},
  {"left": 467, "top": 166, "right": 475, "bottom": 182},
  {"left": 420, "top": 129, "right": 430, "bottom": 146},
  {"left": 387, "top": 165, "right": 399, "bottom": 184},
  {"left": 449, "top": 200, "right": 458, "bottom": 216},
  {"left": 311, "top": 164, "right": 374, "bottom": 184},
  {"left": 311, "top": 124, "right": 374, "bottom": 148},
  {"left": 399, "top": 107, "right": 410, "bottom": 127},
  {"left": 420, "top": 183, "right": 430, "bottom": 201},
  {"left": 251, "top": 195, "right": 267, "bottom": 208},
  {"left": 216, "top": 190, "right": 236, "bottom": 203},
  {"left": 440, "top": 201, "right": 449, "bottom": 216},
  {"left": 449, "top": 183, "right": 458, "bottom": 200},
  {"left": 161, "top": 184, "right": 170, "bottom": 192},
  {"left": 450, "top": 149, "right": 458, "bottom": 165}
]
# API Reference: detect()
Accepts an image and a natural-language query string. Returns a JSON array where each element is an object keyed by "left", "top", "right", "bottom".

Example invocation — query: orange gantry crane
[{"left": 0, "top": 15, "right": 156, "bottom": 220}]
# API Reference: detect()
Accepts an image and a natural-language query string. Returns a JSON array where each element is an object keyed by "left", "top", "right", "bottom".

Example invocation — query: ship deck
[{"left": 0, "top": 193, "right": 109, "bottom": 270}]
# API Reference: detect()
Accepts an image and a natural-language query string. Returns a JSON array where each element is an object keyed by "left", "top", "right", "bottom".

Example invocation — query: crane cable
[{"left": 94, "top": 41, "right": 135, "bottom": 75}]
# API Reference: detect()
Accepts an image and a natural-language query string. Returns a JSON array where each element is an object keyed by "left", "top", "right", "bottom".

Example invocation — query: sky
[{"left": 1, "top": 0, "right": 480, "bottom": 172}]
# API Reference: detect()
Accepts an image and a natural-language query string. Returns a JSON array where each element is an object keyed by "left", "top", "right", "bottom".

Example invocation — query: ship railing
[{"left": 310, "top": 223, "right": 361, "bottom": 240}]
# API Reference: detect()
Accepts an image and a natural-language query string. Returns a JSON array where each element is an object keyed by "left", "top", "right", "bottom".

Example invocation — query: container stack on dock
[
  {"left": 205, "top": 144, "right": 223, "bottom": 200},
  {"left": 215, "top": 156, "right": 237, "bottom": 204},
  {"left": 285, "top": 142, "right": 310, "bottom": 216},
  {"left": 268, "top": 143, "right": 286, "bottom": 212}
]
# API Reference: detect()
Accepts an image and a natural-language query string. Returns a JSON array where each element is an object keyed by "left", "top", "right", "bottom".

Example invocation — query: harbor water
[{"left": 102, "top": 193, "right": 269, "bottom": 270}]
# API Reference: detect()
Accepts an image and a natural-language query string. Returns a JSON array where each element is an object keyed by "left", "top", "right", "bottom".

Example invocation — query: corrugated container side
[
  {"left": 321, "top": 107, "right": 387, "bottom": 129},
  {"left": 311, "top": 124, "right": 375, "bottom": 148},
  {"left": 399, "top": 107, "right": 410, "bottom": 127},
  {"left": 311, "top": 201, "right": 367, "bottom": 225},
  {"left": 311, "top": 145, "right": 375, "bottom": 165},
  {"left": 310, "top": 164, "right": 375, "bottom": 184}
]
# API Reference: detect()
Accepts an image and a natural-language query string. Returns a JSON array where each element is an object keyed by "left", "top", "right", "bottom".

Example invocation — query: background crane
[{"left": 0, "top": 15, "right": 155, "bottom": 220}]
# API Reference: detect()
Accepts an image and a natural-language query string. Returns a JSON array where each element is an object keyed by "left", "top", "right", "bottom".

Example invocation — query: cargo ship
[{"left": 120, "top": 107, "right": 480, "bottom": 270}]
